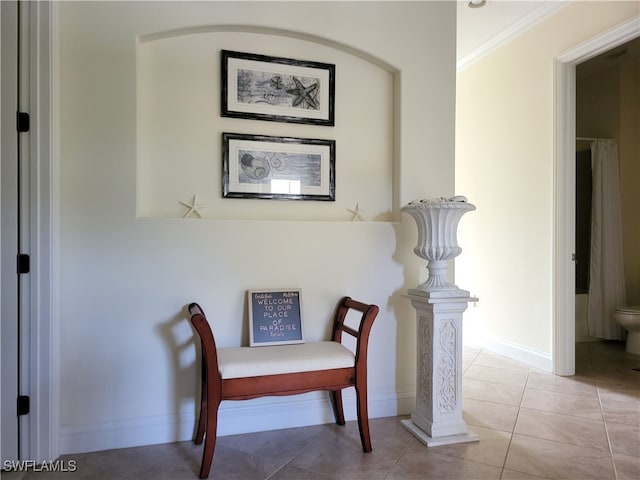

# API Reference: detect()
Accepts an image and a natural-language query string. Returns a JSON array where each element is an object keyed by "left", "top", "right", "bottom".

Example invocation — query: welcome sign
[{"left": 248, "top": 289, "right": 304, "bottom": 346}]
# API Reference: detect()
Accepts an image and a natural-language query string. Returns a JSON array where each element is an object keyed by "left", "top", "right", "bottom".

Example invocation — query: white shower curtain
[{"left": 587, "top": 139, "right": 626, "bottom": 340}]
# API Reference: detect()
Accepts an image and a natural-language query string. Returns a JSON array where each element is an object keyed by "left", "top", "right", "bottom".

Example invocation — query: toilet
[{"left": 614, "top": 306, "right": 640, "bottom": 355}]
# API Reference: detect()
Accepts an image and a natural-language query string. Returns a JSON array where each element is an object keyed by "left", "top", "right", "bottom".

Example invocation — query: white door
[{"left": 1, "top": 0, "right": 31, "bottom": 463}]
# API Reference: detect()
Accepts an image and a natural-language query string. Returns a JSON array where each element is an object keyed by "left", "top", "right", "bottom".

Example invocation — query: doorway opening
[
  {"left": 553, "top": 16, "right": 639, "bottom": 376},
  {"left": 574, "top": 37, "right": 639, "bottom": 344}
]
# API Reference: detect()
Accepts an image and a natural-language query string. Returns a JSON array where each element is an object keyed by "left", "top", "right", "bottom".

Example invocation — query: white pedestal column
[{"left": 401, "top": 290, "right": 478, "bottom": 447}]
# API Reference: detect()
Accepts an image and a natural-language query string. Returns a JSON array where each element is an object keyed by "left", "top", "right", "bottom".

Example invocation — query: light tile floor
[{"left": 3, "top": 341, "right": 638, "bottom": 480}]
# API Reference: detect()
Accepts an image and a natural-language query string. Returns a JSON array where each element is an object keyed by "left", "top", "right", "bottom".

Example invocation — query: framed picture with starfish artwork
[
  {"left": 221, "top": 50, "right": 335, "bottom": 126},
  {"left": 222, "top": 132, "right": 335, "bottom": 201}
]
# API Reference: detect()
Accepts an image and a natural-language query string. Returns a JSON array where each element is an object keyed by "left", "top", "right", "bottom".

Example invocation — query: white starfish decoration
[
  {"left": 347, "top": 202, "right": 366, "bottom": 222},
  {"left": 179, "top": 194, "right": 207, "bottom": 218}
]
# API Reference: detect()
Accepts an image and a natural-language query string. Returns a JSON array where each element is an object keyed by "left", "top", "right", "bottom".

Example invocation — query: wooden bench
[{"left": 188, "top": 297, "right": 379, "bottom": 479}]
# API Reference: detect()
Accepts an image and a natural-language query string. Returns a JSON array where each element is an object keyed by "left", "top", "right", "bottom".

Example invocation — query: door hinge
[
  {"left": 17, "top": 395, "right": 30, "bottom": 416},
  {"left": 16, "top": 111, "right": 30, "bottom": 133},
  {"left": 17, "top": 253, "right": 30, "bottom": 274}
]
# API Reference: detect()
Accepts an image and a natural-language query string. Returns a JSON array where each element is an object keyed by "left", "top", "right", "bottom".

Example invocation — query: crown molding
[
  {"left": 556, "top": 13, "right": 640, "bottom": 63},
  {"left": 457, "top": 1, "right": 571, "bottom": 71}
]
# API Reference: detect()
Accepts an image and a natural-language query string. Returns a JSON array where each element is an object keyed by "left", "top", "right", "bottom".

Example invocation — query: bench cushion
[{"left": 217, "top": 341, "right": 355, "bottom": 379}]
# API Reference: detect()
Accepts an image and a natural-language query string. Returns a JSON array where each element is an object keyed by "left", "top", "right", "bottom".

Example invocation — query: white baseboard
[
  {"left": 59, "top": 339, "right": 555, "bottom": 456},
  {"left": 477, "top": 337, "right": 553, "bottom": 372},
  {"left": 60, "top": 389, "right": 414, "bottom": 455}
]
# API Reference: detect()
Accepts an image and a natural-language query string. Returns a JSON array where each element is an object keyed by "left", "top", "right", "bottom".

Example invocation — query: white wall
[
  {"left": 456, "top": 1, "right": 639, "bottom": 363},
  {"left": 137, "top": 30, "right": 394, "bottom": 221},
  {"left": 58, "top": 1, "right": 457, "bottom": 453}
]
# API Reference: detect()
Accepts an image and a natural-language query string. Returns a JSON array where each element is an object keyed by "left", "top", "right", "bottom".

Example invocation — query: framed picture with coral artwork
[{"left": 222, "top": 132, "right": 336, "bottom": 201}]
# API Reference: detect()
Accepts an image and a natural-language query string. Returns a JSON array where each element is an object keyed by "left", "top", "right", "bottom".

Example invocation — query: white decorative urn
[
  {"left": 401, "top": 196, "right": 475, "bottom": 296},
  {"left": 400, "top": 195, "right": 478, "bottom": 447}
]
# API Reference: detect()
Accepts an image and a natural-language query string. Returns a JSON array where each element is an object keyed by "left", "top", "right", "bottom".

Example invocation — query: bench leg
[
  {"left": 330, "top": 389, "right": 346, "bottom": 425},
  {"left": 194, "top": 377, "right": 207, "bottom": 444},
  {"left": 197, "top": 366, "right": 221, "bottom": 480},
  {"left": 355, "top": 385, "right": 372, "bottom": 452},
  {"left": 199, "top": 397, "right": 220, "bottom": 479}
]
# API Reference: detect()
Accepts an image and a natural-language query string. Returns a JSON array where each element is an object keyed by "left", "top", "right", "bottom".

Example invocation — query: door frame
[
  {"left": 0, "top": 0, "right": 59, "bottom": 462},
  {"left": 26, "top": 0, "right": 59, "bottom": 461},
  {"left": 553, "top": 15, "right": 640, "bottom": 376},
  {"left": 1, "top": 0, "right": 21, "bottom": 462}
]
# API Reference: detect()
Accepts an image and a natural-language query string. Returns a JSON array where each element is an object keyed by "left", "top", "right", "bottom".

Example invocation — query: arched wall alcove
[{"left": 137, "top": 25, "right": 399, "bottom": 221}]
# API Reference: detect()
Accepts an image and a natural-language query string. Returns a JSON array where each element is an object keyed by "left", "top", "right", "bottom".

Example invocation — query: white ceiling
[{"left": 457, "top": 0, "right": 570, "bottom": 68}]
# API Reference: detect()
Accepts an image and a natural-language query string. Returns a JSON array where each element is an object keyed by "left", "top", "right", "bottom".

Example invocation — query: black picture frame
[
  {"left": 221, "top": 50, "right": 335, "bottom": 126},
  {"left": 222, "top": 132, "right": 336, "bottom": 201}
]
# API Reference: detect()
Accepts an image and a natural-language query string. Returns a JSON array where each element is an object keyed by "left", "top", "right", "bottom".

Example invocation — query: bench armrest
[
  {"left": 331, "top": 297, "right": 379, "bottom": 373},
  {"left": 189, "top": 302, "right": 222, "bottom": 385}
]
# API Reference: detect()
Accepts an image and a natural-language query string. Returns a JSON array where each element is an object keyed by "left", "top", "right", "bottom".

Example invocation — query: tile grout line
[
  {"left": 497, "top": 362, "right": 532, "bottom": 480},
  {"left": 381, "top": 436, "right": 416, "bottom": 480},
  {"left": 590, "top": 344, "right": 620, "bottom": 480},
  {"left": 263, "top": 432, "right": 325, "bottom": 480}
]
